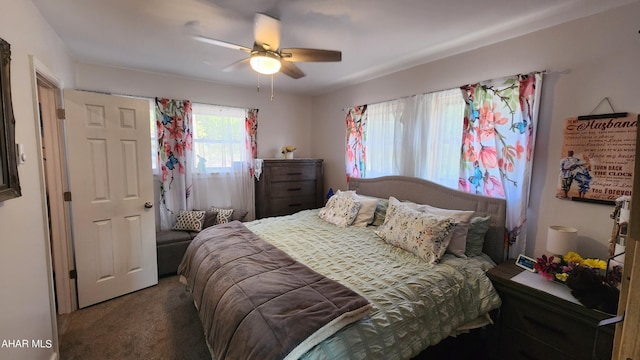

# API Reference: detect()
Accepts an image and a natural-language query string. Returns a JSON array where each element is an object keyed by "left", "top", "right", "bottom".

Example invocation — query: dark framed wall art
[{"left": 0, "top": 36, "right": 21, "bottom": 202}]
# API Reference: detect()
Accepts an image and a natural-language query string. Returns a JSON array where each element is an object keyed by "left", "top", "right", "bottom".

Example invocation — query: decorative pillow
[
  {"left": 465, "top": 216, "right": 492, "bottom": 257},
  {"left": 211, "top": 207, "right": 234, "bottom": 225},
  {"left": 318, "top": 191, "right": 362, "bottom": 227},
  {"left": 172, "top": 210, "right": 206, "bottom": 232},
  {"left": 351, "top": 194, "right": 379, "bottom": 227},
  {"left": 202, "top": 209, "right": 219, "bottom": 229},
  {"left": 418, "top": 204, "right": 474, "bottom": 258},
  {"left": 231, "top": 209, "right": 249, "bottom": 222},
  {"left": 398, "top": 199, "right": 473, "bottom": 258},
  {"left": 375, "top": 198, "right": 457, "bottom": 264},
  {"left": 370, "top": 198, "right": 389, "bottom": 227}
]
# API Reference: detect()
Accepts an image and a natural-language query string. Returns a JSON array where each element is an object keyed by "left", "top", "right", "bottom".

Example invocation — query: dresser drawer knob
[
  {"left": 287, "top": 172, "right": 302, "bottom": 176},
  {"left": 287, "top": 187, "right": 302, "bottom": 191}
]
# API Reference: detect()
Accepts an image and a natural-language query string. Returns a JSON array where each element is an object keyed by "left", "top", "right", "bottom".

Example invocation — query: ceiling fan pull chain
[
  {"left": 256, "top": 74, "right": 260, "bottom": 93},
  {"left": 271, "top": 74, "right": 275, "bottom": 101}
]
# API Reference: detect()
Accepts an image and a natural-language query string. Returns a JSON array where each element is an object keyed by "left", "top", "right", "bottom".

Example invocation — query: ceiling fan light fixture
[{"left": 250, "top": 52, "right": 281, "bottom": 75}]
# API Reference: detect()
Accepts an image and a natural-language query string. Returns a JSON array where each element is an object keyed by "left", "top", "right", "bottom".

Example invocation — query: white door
[{"left": 64, "top": 90, "right": 157, "bottom": 308}]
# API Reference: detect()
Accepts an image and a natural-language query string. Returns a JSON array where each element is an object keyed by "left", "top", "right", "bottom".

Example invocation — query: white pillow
[
  {"left": 349, "top": 193, "right": 379, "bottom": 227},
  {"left": 318, "top": 191, "right": 362, "bottom": 227},
  {"left": 375, "top": 197, "right": 457, "bottom": 264},
  {"left": 399, "top": 199, "right": 474, "bottom": 258}
]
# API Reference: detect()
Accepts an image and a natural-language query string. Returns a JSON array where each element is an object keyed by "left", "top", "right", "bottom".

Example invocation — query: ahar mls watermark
[{"left": 1, "top": 339, "right": 53, "bottom": 349}]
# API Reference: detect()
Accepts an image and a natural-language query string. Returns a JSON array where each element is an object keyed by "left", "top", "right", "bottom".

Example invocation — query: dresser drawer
[
  {"left": 500, "top": 294, "right": 582, "bottom": 354},
  {"left": 268, "top": 196, "right": 319, "bottom": 216},
  {"left": 499, "top": 328, "right": 569, "bottom": 360},
  {"left": 270, "top": 181, "right": 317, "bottom": 198},
  {"left": 270, "top": 164, "right": 318, "bottom": 182}
]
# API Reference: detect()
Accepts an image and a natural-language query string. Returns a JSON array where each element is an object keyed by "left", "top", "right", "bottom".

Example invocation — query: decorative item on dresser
[
  {"left": 255, "top": 158, "right": 324, "bottom": 219},
  {"left": 487, "top": 261, "right": 615, "bottom": 360}
]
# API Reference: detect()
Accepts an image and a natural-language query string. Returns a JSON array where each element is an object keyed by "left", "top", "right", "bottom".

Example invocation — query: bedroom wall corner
[{"left": 0, "top": 1, "right": 75, "bottom": 360}]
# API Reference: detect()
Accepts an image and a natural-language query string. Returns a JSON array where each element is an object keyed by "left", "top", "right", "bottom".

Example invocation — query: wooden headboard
[{"left": 348, "top": 176, "right": 507, "bottom": 264}]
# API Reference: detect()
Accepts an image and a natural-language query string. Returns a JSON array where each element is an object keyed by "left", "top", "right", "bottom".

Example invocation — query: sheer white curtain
[
  {"left": 191, "top": 163, "right": 255, "bottom": 220},
  {"left": 366, "top": 100, "right": 400, "bottom": 177},
  {"left": 189, "top": 103, "right": 255, "bottom": 220},
  {"left": 365, "top": 89, "right": 465, "bottom": 188}
]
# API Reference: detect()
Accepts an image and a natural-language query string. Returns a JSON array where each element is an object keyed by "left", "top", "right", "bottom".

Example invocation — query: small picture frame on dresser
[{"left": 515, "top": 254, "right": 537, "bottom": 272}]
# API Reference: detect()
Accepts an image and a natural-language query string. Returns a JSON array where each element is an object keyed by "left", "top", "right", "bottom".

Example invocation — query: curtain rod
[{"left": 340, "top": 70, "right": 548, "bottom": 112}]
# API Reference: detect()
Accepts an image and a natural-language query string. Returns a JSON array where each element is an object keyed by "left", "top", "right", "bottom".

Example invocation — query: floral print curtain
[
  {"left": 345, "top": 105, "right": 368, "bottom": 180},
  {"left": 156, "top": 98, "right": 194, "bottom": 230},
  {"left": 245, "top": 108, "right": 259, "bottom": 176},
  {"left": 458, "top": 73, "right": 543, "bottom": 258}
]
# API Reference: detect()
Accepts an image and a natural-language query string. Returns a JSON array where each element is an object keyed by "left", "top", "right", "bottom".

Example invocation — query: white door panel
[{"left": 64, "top": 90, "right": 156, "bottom": 308}]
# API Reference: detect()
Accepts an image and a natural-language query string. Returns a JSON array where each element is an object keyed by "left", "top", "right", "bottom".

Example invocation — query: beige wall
[
  {"left": 74, "top": 63, "right": 313, "bottom": 160},
  {"left": 0, "top": 1, "right": 75, "bottom": 359},
  {"left": 310, "top": 2, "right": 640, "bottom": 260}
]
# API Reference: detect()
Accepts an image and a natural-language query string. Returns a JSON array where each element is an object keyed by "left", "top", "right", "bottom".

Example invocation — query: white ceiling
[{"left": 32, "top": 0, "right": 636, "bottom": 95}]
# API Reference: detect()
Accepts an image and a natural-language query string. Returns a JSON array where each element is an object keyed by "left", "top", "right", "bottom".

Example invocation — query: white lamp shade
[
  {"left": 546, "top": 225, "right": 578, "bottom": 255},
  {"left": 250, "top": 54, "right": 281, "bottom": 75}
]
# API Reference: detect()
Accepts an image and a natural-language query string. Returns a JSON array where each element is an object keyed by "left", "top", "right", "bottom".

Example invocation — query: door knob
[{"left": 144, "top": 202, "right": 153, "bottom": 209}]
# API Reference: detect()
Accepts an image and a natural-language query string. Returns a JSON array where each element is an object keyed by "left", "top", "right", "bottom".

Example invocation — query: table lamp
[{"left": 546, "top": 225, "right": 578, "bottom": 256}]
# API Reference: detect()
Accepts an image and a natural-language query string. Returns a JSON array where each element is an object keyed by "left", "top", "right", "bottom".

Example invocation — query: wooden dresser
[
  {"left": 255, "top": 159, "right": 324, "bottom": 219},
  {"left": 486, "top": 261, "right": 615, "bottom": 360}
]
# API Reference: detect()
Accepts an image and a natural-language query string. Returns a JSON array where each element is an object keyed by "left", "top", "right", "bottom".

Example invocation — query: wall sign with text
[{"left": 556, "top": 114, "right": 637, "bottom": 204}]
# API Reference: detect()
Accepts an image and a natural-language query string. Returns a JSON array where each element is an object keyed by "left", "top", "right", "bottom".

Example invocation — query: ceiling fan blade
[
  {"left": 280, "top": 48, "right": 342, "bottom": 62},
  {"left": 254, "top": 13, "right": 281, "bottom": 50},
  {"left": 222, "top": 58, "right": 250, "bottom": 72},
  {"left": 192, "top": 35, "right": 251, "bottom": 52},
  {"left": 279, "top": 61, "right": 305, "bottom": 79}
]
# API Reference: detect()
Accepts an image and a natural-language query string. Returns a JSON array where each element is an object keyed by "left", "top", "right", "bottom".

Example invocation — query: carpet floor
[
  {"left": 58, "top": 275, "right": 491, "bottom": 360},
  {"left": 58, "top": 275, "right": 210, "bottom": 360}
]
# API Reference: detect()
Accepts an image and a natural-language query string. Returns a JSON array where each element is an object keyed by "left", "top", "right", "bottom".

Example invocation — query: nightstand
[{"left": 486, "top": 261, "right": 615, "bottom": 360}]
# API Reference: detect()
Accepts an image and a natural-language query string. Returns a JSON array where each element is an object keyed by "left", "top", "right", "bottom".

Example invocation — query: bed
[{"left": 178, "top": 176, "right": 507, "bottom": 359}]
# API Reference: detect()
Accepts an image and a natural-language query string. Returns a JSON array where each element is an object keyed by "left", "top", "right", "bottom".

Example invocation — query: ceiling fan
[{"left": 193, "top": 13, "right": 342, "bottom": 79}]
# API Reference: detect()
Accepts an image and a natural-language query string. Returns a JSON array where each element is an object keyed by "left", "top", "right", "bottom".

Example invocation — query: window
[
  {"left": 191, "top": 103, "right": 247, "bottom": 173},
  {"left": 151, "top": 102, "right": 248, "bottom": 174},
  {"left": 363, "top": 88, "right": 465, "bottom": 189}
]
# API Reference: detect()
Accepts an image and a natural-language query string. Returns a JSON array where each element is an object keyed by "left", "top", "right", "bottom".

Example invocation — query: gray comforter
[
  {"left": 245, "top": 210, "right": 502, "bottom": 359},
  {"left": 178, "top": 221, "right": 372, "bottom": 360}
]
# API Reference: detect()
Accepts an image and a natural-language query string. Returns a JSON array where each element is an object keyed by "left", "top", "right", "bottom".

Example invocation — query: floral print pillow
[
  {"left": 375, "top": 197, "right": 457, "bottom": 264},
  {"left": 319, "top": 191, "right": 362, "bottom": 227}
]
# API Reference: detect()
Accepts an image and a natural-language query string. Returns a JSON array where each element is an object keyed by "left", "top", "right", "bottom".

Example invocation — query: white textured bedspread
[{"left": 245, "top": 209, "right": 502, "bottom": 360}]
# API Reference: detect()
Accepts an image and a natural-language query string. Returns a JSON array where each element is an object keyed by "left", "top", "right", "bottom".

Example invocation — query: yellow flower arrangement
[
  {"left": 539, "top": 251, "right": 619, "bottom": 314},
  {"left": 582, "top": 258, "right": 607, "bottom": 270},
  {"left": 563, "top": 251, "right": 583, "bottom": 266},
  {"left": 281, "top": 145, "right": 296, "bottom": 154},
  {"left": 537, "top": 251, "right": 608, "bottom": 283}
]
